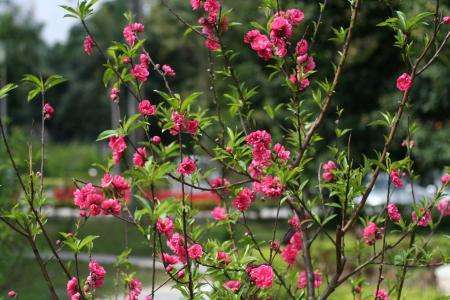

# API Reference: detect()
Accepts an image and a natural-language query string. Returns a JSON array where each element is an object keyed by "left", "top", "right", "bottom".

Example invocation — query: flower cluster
[
  {"left": 177, "top": 157, "right": 197, "bottom": 175},
  {"left": 138, "top": 99, "right": 156, "bottom": 116},
  {"left": 83, "top": 35, "right": 94, "bottom": 55},
  {"left": 390, "top": 169, "right": 404, "bottom": 189},
  {"left": 297, "top": 271, "right": 323, "bottom": 289},
  {"left": 170, "top": 111, "right": 199, "bottom": 135},
  {"left": 232, "top": 187, "right": 255, "bottom": 212},
  {"left": 363, "top": 222, "right": 382, "bottom": 245},
  {"left": 87, "top": 260, "right": 106, "bottom": 288},
  {"left": 244, "top": 9, "right": 304, "bottom": 60},
  {"left": 133, "top": 147, "right": 148, "bottom": 167},
  {"left": 190, "top": 0, "right": 226, "bottom": 51},
  {"left": 289, "top": 39, "right": 316, "bottom": 92},
  {"left": 437, "top": 198, "right": 450, "bottom": 216},
  {"left": 162, "top": 64, "right": 176, "bottom": 77},
  {"left": 387, "top": 203, "right": 401, "bottom": 223},
  {"left": 109, "top": 87, "right": 120, "bottom": 102},
  {"left": 281, "top": 231, "right": 303, "bottom": 265},
  {"left": 211, "top": 206, "right": 228, "bottom": 221},
  {"left": 123, "top": 22, "right": 144, "bottom": 46},
  {"left": 223, "top": 280, "right": 241, "bottom": 293},
  {"left": 43, "top": 103, "right": 54, "bottom": 120},
  {"left": 66, "top": 277, "right": 80, "bottom": 300},
  {"left": 126, "top": 278, "right": 142, "bottom": 300},
  {"left": 248, "top": 264, "right": 274, "bottom": 289},
  {"left": 108, "top": 135, "right": 127, "bottom": 165},
  {"left": 412, "top": 208, "right": 431, "bottom": 227},
  {"left": 322, "top": 160, "right": 337, "bottom": 182},
  {"left": 156, "top": 217, "right": 174, "bottom": 237},
  {"left": 396, "top": 73, "right": 412, "bottom": 92}
]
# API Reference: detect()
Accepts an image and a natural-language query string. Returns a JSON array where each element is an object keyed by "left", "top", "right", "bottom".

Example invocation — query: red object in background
[
  {"left": 53, "top": 186, "right": 76, "bottom": 203},
  {"left": 149, "top": 190, "right": 220, "bottom": 205}
]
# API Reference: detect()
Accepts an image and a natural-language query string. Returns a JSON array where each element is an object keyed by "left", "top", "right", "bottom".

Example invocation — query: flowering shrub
[{"left": 0, "top": 0, "right": 450, "bottom": 299}]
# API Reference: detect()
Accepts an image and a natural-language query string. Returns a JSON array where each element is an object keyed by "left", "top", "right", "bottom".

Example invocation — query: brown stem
[{"left": 26, "top": 231, "right": 59, "bottom": 299}]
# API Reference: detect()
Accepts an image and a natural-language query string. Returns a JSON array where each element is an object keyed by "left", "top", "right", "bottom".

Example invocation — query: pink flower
[
  {"left": 363, "top": 222, "right": 382, "bottom": 245},
  {"left": 205, "top": 37, "right": 221, "bottom": 51},
  {"left": 123, "top": 23, "right": 144, "bottom": 45},
  {"left": 126, "top": 278, "right": 142, "bottom": 300},
  {"left": 232, "top": 188, "right": 255, "bottom": 212},
  {"left": 170, "top": 111, "right": 198, "bottom": 135},
  {"left": 140, "top": 53, "right": 150, "bottom": 66},
  {"left": 204, "top": 0, "right": 220, "bottom": 22},
  {"left": 108, "top": 136, "right": 127, "bottom": 165},
  {"left": 288, "top": 214, "right": 301, "bottom": 230},
  {"left": 441, "top": 173, "right": 450, "bottom": 185},
  {"left": 437, "top": 198, "right": 450, "bottom": 216},
  {"left": 244, "top": 30, "right": 273, "bottom": 60},
  {"left": 156, "top": 217, "right": 174, "bottom": 237},
  {"left": 297, "top": 271, "right": 323, "bottom": 289},
  {"left": 83, "top": 35, "right": 94, "bottom": 55},
  {"left": 322, "top": 160, "right": 337, "bottom": 182},
  {"left": 132, "top": 64, "right": 149, "bottom": 82},
  {"left": 138, "top": 99, "right": 156, "bottom": 116},
  {"left": 188, "top": 244, "right": 203, "bottom": 260},
  {"left": 162, "top": 64, "right": 176, "bottom": 77},
  {"left": 177, "top": 157, "right": 197, "bottom": 175},
  {"left": 210, "top": 177, "right": 230, "bottom": 193},
  {"left": 133, "top": 147, "right": 148, "bottom": 167},
  {"left": 286, "top": 9, "right": 305, "bottom": 26},
  {"left": 412, "top": 208, "right": 431, "bottom": 227},
  {"left": 295, "top": 39, "right": 308, "bottom": 55},
  {"left": 249, "top": 265, "right": 274, "bottom": 289},
  {"left": 151, "top": 136, "right": 161, "bottom": 145},
  {"left": 246, "top": 130, "right": 272, "bottom": 148},
  {"left": 443, "top": 16, "right": 450, "bottom": 24},
  {"left": 260, "top": 176, "right": 284, "bottom": 198},
  {"left": 73, "top": 183, "right": 105, "bottom": 217},
  {"left": 270, "top": 16, "right": 293, "bottom": 39},
  {"left": 396, "top": 73, "right": 412, "bottom": 92},
  {"left": 66, "top": 277, "right": 78, "bottom": 298},
  {"left": 190, "top": 0, "right": 201, "bottom": 10},
  {"left": 43, "top": 103, "right": 54, "bottom": 120},
  {"left": 211, "top": 206, "right": 228, "bottom": 221},
  {"left": 223, "top": 280, "right": 241, "bottom": 293},
  {"left": 186, "top": 119, "right": 199, "bottom": 135},
  {"left": 305, "top": 56, "right": 316, "bottom": 72},
  {"left": 375, "top": 289, "right": 389, "bottom": 300},
  {"left": 123, "top": 25, "right": 137, "bottom": 46},
  {"left": 112, "top": 174, "right": 130, "bottom": 190},
  {"left": 132, "top": 22, "right": 144, "bottom": 32},
  {"left": 281, "top": 244, "right": 299, "bottom": 265},
  {"left": 390, "top": 170, "right": 404, "bottom": 189},
  {"left": 217, "top": 251, "right": 231, "bottom": 264},
  {"left": 387, "top": 203, "right": 401, "bottom": 223},
  {"left": 273, "top": 143, "right": 290, "bottom": 161},
  {"left": 7, "top": 291, "right": 17, "bottom": 298},
  {"left": 88, "top": 260, "right": 106, "bottom": 288},
  {"left": 290, "top": 231, "right": 303, "bottom": 250},
  {"left": 162, "top": 253, "right": 179, "bottom": 265},
  {"left": 101, "top": 199, "right": 121, "bottom": 216},
  {"left": 110, "top": 88, "right": 120, "bottom": 102}
]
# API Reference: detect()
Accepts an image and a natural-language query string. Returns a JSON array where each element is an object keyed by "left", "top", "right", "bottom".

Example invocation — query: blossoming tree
[{"left": 1, "top": 0, "right": 450, "bottom": 299}]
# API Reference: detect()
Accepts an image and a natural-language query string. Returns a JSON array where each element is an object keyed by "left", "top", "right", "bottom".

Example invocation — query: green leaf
[
  {"left": 96, "top": 129, "right": 118, "bottom": 141},
  {"left": 0, "top": 83, "right": 18, "bottom": 100},
  {"left": 44, "top": 75, "right": 67, "bottom": 90},
  {"left": 78, "top": 235, "right": 99, "bottom": 251},
  {"left": 22, "top": 74, "right": 43, "bottom": 89},
  {"left": 27, "top": 88, "right": 40, "bottom": 102}
]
